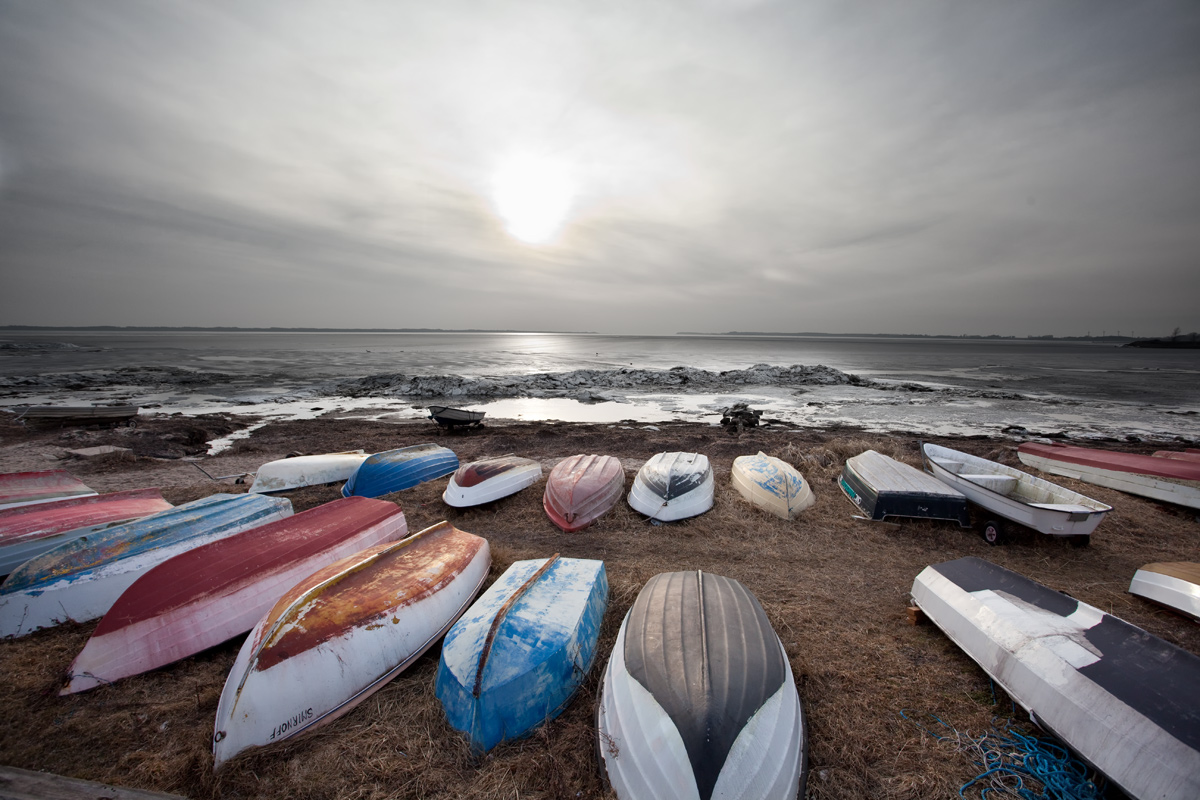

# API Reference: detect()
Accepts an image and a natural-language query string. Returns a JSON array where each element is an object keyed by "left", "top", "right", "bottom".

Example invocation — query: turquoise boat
[
  {"left": 435, "top": 556, "right": 608, "bottom": 752},
  {"left": 342, "top": 444, "right": 458, "bottom": 498}
]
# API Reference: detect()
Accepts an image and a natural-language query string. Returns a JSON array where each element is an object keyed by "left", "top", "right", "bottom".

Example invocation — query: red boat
[
  {"left": 1153, "top": 449, "right": 1200, "bottom": 463},
  {"left": 543, "top": 454, "right": 624, "bottom": 532},
  {"left": 1018, "top": 442, "right": 1200, "bottom": 510},
  {"left": 63, "top": 496, "right": 409, "bottom": 694},
  {"left": 0, "top": 470, "right": 95, "bottom": 511},
  {"left": 0, "top": 489, "right": 172, "bottom": 575}
]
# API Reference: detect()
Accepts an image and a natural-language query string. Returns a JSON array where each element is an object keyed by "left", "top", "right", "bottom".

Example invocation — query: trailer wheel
[
  {"left": 982, "top": 519, "right": 1004, "bottom": 546},
  {"left": 1068, "top": 534, "right": 1090, "bottom": 548}
]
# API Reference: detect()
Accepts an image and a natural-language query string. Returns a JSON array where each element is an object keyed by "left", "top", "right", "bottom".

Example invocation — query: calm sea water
[{"left": 2, "top": 330, "right": 1198, "bottom": 441}]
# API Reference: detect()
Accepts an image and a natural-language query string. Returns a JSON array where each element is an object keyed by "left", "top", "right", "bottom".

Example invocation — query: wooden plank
[{"left": 0, "top": 765, "right": 187, "bottom": 800}]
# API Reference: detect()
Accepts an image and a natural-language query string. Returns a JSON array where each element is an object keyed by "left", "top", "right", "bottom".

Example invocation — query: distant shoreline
[
  {"left": 0, "top": 325, "right": 598, "bottom": 335},
  {"left": 678, "top": 331, "right": 1138, "bottom": 343}
]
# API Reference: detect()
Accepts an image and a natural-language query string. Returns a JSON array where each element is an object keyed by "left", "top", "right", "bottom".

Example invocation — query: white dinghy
[
  {"left": 1129, "top": 562, "right": 1200, "bottom": 621},
  {"left": 248, "top": 451, "right": 369, "bottom": 494},
  {"left": 627, "top": 452, "right": 714, "bottom": 522},
  {"left": 912, "top": 557, "right": 1200, "bottom": 800},
  {"left": 922, "top": 442, "right": 1110, "bottom": 544},
  {"left": 443, "top": 456, "right": 542, "bottom": 508},
  {"left": 731, "top": 452, "right": 814, "bottom": 520}
]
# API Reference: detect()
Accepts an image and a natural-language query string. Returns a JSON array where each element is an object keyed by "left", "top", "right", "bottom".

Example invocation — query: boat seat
[
  {"left": 959, "top": 474, "right": 1018, "bottom": 494},
  {"left": 932, "top": 459, "right": 965, "bottom": 474},
  {"left": 1029, "top": 503, "right": 1096, "bottom": 514}
]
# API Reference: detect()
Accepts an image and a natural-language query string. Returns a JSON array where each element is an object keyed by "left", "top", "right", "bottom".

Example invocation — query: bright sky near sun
[{"left": 1, "top": 1, "right": 1198, "bottom": 336}]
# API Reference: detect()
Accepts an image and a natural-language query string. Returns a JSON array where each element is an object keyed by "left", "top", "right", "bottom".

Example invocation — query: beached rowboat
[
  {"left": 248, "top": 451, "right": 369, "bottom": 494},
  {"left": 63, "top": 497, "right": 408, "bottom": 694},
  {"left": 443, "top": 455, "right": 542, "bottom": 508},
  {"left": 428, "top": 406, "right": 486, "bottom": 428},
  {"left": 731, "top": 451, "right": 814, "bottom": 520},
  {"left": 0, "top": 493, "right": 292, "bottom": 639},
  {"left": 1129, "top": 562, "right": 1200, "bottom": 621},
  {"left": 912, "top": 557, "right": 1200, "bottom": 800},
  {"left": 597, "top": 571, "right": 806, "bottom": 800},
  {"left": 1018, "top": 442, "right": 1200, "bottom": 510},
  {"left": 436, "top": 555, "right": 608, "bottom": 752},
  {"left": 543, "top": 454, "right": 624, "bottom": 532},
  {"left": 839, "top": 450, "right": 969, "bottom": 526},
  {"left": 342, "top": 443, "right": 459, "bottom": 498},
  {"left": 0, "top": 488, "right": 172, "bottom": 576},
  {"left": 627, "top": 452, "right": 713, "bottom": 522},
  {"left": 0, "top": 470, "right": 96, "bottom": 511},
  {"left": 212, "top": 520, "right": 490, "bottom": 768},
  {"left": 922, "top": 442, "right": 1110, "bottom": 544}
]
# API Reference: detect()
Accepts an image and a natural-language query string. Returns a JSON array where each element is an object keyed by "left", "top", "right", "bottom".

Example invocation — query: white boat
[
  {"left": 212, "top": 520, "right": 490, "bottom": 768},
  {"left": 1129, "top": 562, "right": 1200, "bottom": 620},
  {"left": 731, "top": 452, "right": 814, "bottom": 520},
  {"left": 248, "top": 451, "right": 369, "bottom": 494},
  {"left": 627, "top": 452, "right": 714, "bottom": 522},
  {"left": 597, "top": 571, "right": 805, "bottom": 800},
  {"left": 913, "top": 557, "right": 1200, "bottom": 800},
  {"left": 442, "top": 456, "right": 542, "bottom": 508},
  {"left": 922, "top": 442, "right": 1111, "bottom": 544},
  {"left": 1018, "top": 442, "right": 1200, "bottom": 510}
]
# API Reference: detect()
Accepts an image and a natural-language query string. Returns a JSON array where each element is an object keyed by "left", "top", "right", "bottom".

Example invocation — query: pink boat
[
  {"left": 62, "top": 496, "right": 408, "bottom": 694},
  {"left": 543, "top": 454, "right": 624, "bottom": 532},
  {"left": 0, "top": 489, "right": 173, "bottom": 575},
  {"left": 1018, "top": 442, "right": 1200, "bottom": 510},
  {"left": 0, "top": 470, "right": 95, "bottom": 511}
]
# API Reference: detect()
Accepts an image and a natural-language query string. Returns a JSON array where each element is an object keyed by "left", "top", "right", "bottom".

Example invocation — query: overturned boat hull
[
  {"left": 597, "top": 571, "right": 805, "bottom": 800},
  {"left": 437, "top": 556, "right": 608, "bottom": 752},
  {"left": 249, "top": 452, "right": 369, "bottom": 493},
  {"left": 732, "top": 452, "right": 814, "bottom": 520},
  {"left": 1018, "top": 442, "right": 1200, "bottom": 510},
  {"left": 443, "top": 456, "right": 542, "bottom": 508},
  {"left": 627, "top": 452, "right": 713, "bottom": 522},
  {"left": 0, "top": 493, "right": 293, "bottom": 638},
  {"left": 0, "top": 488, "right": 172, "bottom": 576},
  {"left": 839, "top": 450, "right": 968, "bottom": 526},
  {"left": 342, "top": 443, "right": 459, "bottom": 498},
  {"left": 912, "top": 557, "right": 1200, "bottom": 800},
  {"left": 543, "top": 454, "right": 624, "bottom": 532},
  {"left": 0, "top": 470, "right": 96, "bottom": 511},
  {"left": 64, "top": 497, "right": 408, "bottom": 693},
  {"left": 1129, "top": 561, "right": 1200, "bottom": 621},
  {"left": 212, "top": 520, "right": 490, "bottom": 768}
]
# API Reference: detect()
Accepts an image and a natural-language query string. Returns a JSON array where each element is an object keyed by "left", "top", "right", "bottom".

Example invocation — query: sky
[{"left": 1, "top": 1, "right": 1198, "bottom": 337}]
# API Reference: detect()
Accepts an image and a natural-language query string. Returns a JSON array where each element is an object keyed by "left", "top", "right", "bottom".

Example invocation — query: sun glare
[{"left": 492, "top": 154, "right": 575, "bottom": 244}]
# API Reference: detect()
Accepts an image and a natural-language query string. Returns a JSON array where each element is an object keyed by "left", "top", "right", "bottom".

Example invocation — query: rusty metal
[{"left": 473, "top": 553, "right": 560, "bottom": 698}]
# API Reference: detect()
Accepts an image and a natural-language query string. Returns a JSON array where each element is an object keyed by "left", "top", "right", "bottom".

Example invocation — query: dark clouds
[{"left": 1, "top": 0, "right": 1198, "bottom": 335}]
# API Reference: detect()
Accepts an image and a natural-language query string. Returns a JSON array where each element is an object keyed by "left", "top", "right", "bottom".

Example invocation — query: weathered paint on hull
[
  {"left": 732, "top": 452, "right": 815, "bottom": 521},
  {"left": 0, "top": 493, "right": 293, "bottom": 638},
  {"left": 543, "top": 454, "right": 624, "bottom": 532},
  {"left": 628, "top": 452, "right": 714, "bottom": 522},
  {"left": 837, "top": 450, "right": 967, "bottom": 525},
  {"left": 212, "top": 520, "right": 490, "bottom": 768},
  {"left": 0, "top": 470, "right": 96, "bottom": 511},
  {"left": 249, "top": 452, "right": 369, "bottom": 494},
  {"left": 443, "top": 456, "right": 542, "bottom": 507},
  {"left": 0, "top": 488, "right": 173, "bottom": 576},
  {"left": 63, "top": 497, "right": 408, "bottom": 693},
  {"left": 436, "top": 557, "right": 608, "bottom": 752},
  {"left": 1018, "top": 442, "right": 1200, "bottom": 510},
  {"left": 342, "top": 444, "right": 459, "bottom": 498}
]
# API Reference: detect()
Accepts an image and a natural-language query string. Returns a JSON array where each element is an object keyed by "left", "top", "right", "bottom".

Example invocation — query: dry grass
[{"left": 1, "top": 417, "right": 1197, "bottom": 799}]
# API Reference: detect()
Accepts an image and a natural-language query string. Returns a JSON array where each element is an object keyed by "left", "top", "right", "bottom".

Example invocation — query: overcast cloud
[{"left": 1, "top": 0, "right": 1198, "bottom": 336}]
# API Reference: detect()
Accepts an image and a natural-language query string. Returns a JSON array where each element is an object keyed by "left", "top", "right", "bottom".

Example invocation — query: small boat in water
[
  {"left": 922, "top": 442, "right": 1110, "bottom": 544},
  {"left": 1018, "top": 441, "right": 1200, "bottom": 510},
  {"left": 543, "top": 454, "right": 624, "bottom": 532},
  {"left": 912, "top": 556, "right": 1200, "bottom": 800},
  {"left": 436, "top": 555, "right": 608, "bottom": 752},
  {"left": 0, "top": 493, "right": 293, "bottom": 639},
  {"left": 839, "top": 450, "right": 969, "bottom": 526},
  {"left": 731, "top": 452, "right": 814, "bottom": 520},
  {"left": 628, "top": 452, "right": 713, "bottom": 522},
  {"left": 0, "top": 470, "right": 96, "bottom": 512},
  {"left": 443, "top": 455, "right": 542, "bottom": 508},
  {"left": 428, "top": 406, "right": 486, "bottom": 428},
  {"left": 212, "top": 520, "right": 490, "bottom": 768},
  {"left": 0, "top": 488, "right": 173, "bottom": 576},
  {"left": 63, "top": 497, "right": 408, "bottom": 694},
  {"left": 248, "top": 451, "right": 369, "bottom": 494},
  {"left": 597, "top": 571, "right": 806, "bottom": 800},
  {"left": 1129, "top": 561, "right": 1200, "bottom": 621},
  {"left": 341, "top": 443, "right": 459, "bottom": 498}
]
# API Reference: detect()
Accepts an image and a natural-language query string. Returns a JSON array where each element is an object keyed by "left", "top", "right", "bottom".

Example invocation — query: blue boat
[
  {"left": 342, "top": 443, "right": 459, "bottom": 498},
  {"left": 435, "top": 555, "right": 608, "bottom": 752},
  {"left": 0, "top": 493, "right": 293, "bottom": 638}
]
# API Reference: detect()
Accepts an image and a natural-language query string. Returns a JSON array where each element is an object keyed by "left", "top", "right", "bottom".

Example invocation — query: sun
[{"left": 492, "top": 154, "right": 576, "bottom": 244}]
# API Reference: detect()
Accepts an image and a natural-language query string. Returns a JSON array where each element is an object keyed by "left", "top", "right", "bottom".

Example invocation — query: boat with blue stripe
[
  {"left": 342, "top": 443, "right": 459, "bottom": 498},
  {"left": 436, "top": 555, "right": 608, "bottom": 752},
  {"left": 0, "top": 493, "right": 292, "bottom": 638}
]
